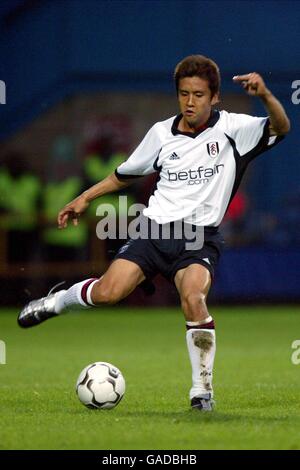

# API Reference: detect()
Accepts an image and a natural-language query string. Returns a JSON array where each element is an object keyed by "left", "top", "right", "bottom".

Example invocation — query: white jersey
[{"left": 115, "top": 110, "right": 284, "bottom": 227}]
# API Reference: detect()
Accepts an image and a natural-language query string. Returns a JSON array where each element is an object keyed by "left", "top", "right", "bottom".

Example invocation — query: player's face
[{"left": 178, "top": 76, "right": 219, "bottom": 130}]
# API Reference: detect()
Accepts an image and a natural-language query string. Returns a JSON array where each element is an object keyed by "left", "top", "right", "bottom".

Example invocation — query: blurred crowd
[{"left": 0, "top": 117, "right": 139, "bottom": 265}]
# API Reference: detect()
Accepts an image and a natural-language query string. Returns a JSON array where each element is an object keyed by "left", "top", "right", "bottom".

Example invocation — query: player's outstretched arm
[
  {"left": 233, "top": 73, "right": 290, "bottom": 135},
  {"left": 57, "top": 173, "right": 132, "bottom": 229}
]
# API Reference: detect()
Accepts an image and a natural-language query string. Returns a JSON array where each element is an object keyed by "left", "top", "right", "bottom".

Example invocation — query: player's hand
[
  {"left": 58, "top": 195, "right": 89, "bottom": 229},
  {"left": 232, "top": 73, "right": 270, "bottom": 97}
]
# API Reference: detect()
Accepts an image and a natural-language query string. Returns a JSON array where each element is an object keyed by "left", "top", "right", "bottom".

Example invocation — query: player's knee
[
  {"left": 181, "top": 292, "right": 207, "bottom": 312},
  {"left": 91, "top": 282, "right": 120, "bottom": 305}
]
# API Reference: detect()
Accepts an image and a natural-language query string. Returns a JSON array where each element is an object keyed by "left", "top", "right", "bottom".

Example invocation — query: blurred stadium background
[{"left": 0, "top": 0, "right": 299, "bottom": 307}]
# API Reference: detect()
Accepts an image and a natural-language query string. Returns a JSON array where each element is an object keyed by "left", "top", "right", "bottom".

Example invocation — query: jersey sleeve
[
  {"left": 227, "top": 113, "right": 285, "bottom": 161},
  {"left": 115, "top": 124, "right": 162, "bottom": 180}
]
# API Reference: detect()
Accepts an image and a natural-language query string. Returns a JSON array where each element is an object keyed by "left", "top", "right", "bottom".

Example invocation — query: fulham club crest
[{"left": 207, "top": 142, "right": 219, "bottom": 157}]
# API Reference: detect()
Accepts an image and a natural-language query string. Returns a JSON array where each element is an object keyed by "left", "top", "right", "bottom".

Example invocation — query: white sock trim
[
  {"left": 186, "top": 316, "right": 213, "bottom": 327},
  {"left": 86, "top": 280, "right": 98, "bottom": 306}
]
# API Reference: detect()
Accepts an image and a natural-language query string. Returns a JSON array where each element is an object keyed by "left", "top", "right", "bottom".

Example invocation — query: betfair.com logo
[{"left": 0, "top": 80, "right": 6, "bottom": 104}]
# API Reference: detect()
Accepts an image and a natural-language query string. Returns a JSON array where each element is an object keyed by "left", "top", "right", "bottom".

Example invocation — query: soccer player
[{"left": 18, "top": 55, "right": 290, "bottom": 411}]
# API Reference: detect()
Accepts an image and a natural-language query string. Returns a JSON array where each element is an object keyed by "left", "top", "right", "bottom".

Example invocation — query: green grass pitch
[{"left": 0, "top": 306, "right": 300, "bottom": 450}]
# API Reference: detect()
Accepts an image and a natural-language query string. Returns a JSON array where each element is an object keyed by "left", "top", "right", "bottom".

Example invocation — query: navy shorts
[{"left": 114, "top": 218, "right": 224, "bottom": 283}]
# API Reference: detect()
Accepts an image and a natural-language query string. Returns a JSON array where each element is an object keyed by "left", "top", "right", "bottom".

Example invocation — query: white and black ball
[{"left": 76, "top": 362, "right": 125, "bottom": 409}]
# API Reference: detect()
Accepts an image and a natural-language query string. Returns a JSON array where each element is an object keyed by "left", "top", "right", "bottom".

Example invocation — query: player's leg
[
  {"left": 174, "top": 263, "right": 216, "bottom": 410},
  {"left": 18, "top": 259, "right": 145, "bottom": 328},
  {"left": 56, "top": 259, "right": 146, "bottom": 310}
]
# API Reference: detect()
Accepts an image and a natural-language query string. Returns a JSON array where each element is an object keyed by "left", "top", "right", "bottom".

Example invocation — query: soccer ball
[{"left": 76, "top": 362, "right": 125, "bottom": 409}]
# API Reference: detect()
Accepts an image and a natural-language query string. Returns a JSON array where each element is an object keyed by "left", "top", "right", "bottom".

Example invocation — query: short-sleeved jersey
[{"left": 115, "top": 110, "right": 284, "bottom": 227}]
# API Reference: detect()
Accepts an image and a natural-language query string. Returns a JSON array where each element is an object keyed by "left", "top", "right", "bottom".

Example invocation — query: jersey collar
[{"left": 171, "top": 109, "right": 220, "bottom": 138}]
